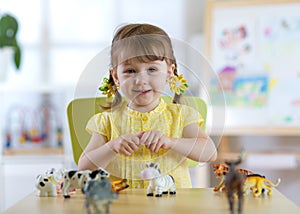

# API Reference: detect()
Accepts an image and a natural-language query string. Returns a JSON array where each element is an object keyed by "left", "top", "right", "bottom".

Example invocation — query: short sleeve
[
  {"left": 85, "top": 112, "right": 111, "bottom": 139},
  {"left": 181, "top": 105, "right": 204, "bottom": 128}
]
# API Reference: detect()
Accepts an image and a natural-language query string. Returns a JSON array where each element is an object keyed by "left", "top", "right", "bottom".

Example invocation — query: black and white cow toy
[
  {"left": 62, "top": 168, "right": 109, "bottom": 198},
  {"left": 141, "top": 163, "right": 176, "bottom": 197},
  {"left": 36, "top": 168, "right": 65, "bottom": 197}
]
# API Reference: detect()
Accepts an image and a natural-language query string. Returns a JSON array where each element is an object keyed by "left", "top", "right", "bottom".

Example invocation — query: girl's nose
[{"left": 134, "top": 72, "right": 148, "bottom": 84}]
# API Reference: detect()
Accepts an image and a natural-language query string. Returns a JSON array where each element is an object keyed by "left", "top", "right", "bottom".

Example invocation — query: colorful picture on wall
[{"left": 207, "top": 0, "right": 300, "bottom": 125}]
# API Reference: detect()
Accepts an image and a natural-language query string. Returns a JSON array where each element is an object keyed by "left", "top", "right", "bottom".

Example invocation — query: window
[{"left": 1, "top": 0, "right": 186, "bottom": 86}]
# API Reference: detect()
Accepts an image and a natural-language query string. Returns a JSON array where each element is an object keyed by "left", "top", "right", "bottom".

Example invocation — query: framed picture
[{"left": 205, "top": 0, "right": 300, "bottom": 126}]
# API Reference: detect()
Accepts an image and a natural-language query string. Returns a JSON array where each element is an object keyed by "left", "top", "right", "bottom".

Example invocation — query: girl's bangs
[{"left": 111, "top": 35, "right": 173, "bottom": 66}]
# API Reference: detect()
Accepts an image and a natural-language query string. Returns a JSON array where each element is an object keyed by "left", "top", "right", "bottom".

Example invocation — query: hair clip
[
  {"left": 169, "top": 74, "right": 188, "bottom": 95},
  {"left": 99, "top": 77, "right": 115, "bottom": 98}
]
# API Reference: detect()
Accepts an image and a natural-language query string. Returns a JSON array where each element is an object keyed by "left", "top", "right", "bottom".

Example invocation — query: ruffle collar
[{"left": 124, "top": 98, "right": 167, "bottom": 120}]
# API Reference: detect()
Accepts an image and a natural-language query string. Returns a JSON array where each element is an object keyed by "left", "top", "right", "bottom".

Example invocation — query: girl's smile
[{"left": 132, "top": 89, "right": 152, "bottom": 95}]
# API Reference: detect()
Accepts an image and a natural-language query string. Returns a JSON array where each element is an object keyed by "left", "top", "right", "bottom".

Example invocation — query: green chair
[{"left": 67, "top": 96, "right": 207, "bottom": 167}]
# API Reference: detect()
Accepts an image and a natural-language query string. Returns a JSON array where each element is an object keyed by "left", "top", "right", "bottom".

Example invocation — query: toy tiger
[
  {"left": 212, "top": 163, "right": 253, "bottom": 192},
  {"left": 244, "top": 174, "right": 281, "bottom": 197}
]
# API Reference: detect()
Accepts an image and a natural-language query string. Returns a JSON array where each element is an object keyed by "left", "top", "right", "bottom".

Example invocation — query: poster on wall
[{"left": 207, "top": 0, "right": 300, "bottom": 126}]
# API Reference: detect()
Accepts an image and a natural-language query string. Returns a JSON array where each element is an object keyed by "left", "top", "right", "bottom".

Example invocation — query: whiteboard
[{"left": 205, "top": 0, "right": 300, "bottom": 126}]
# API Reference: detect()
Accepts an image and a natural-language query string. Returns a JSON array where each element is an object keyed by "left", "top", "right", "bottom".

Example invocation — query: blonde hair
[{"left": 106, "top": 23, "right": 181, "bottom": 108}]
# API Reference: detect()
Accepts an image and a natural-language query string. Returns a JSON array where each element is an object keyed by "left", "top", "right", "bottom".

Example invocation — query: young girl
[{"left": 78, "top": 23, "right": 217, "bottom": 188}]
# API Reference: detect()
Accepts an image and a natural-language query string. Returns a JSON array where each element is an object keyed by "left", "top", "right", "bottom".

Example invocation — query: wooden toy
[
  {"left": 62, "top": 168, "right": 109, "bottom": 198},
  {"left": 212, "top": 163, "right": 253, "bottom": 192},
  {"left": 82, "top": 178, "right": 118, "bottom": 214},
  {"left": 244, "top": 174, "right": 281, "bottom": 197},
  {"left": 141, "top": 163, "right": 176, "bottom": 197},
  {"left": 224, "top": 158, "right": 245, "bottom": 214}
]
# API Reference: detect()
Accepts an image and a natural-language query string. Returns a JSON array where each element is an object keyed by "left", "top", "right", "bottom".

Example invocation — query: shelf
[
  {"left": 0, "top": 83, "right": 75, "bottom": 93},
  {"left": 217, "top": 151, "right": 300, "bottom": 162},
  {"left": 3, "top": 147, "right": 64, "bottom": 156},
  {"left": 209, "top": 126, "right": 300, "bottom": 136}
]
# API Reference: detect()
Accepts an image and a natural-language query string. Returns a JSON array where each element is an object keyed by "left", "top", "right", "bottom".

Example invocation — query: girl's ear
[
  {"left": 110, "top": 68, "right": 119, "bottom": 85},
  {"left": 167, "top": 64, "right": 175, "bottom": 81}
]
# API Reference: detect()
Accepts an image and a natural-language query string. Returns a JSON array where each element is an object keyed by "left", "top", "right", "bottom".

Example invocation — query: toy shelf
[
  {"left": 209, "top": 126, "right": 300, "bottom": 136},
  {"left": 3, "top": 147, "right": 64, "bottom": 156}
]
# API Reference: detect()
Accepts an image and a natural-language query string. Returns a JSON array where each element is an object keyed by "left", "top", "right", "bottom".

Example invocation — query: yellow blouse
[{"left": 86, "top": 99, "right": 203, "bottom": 188}]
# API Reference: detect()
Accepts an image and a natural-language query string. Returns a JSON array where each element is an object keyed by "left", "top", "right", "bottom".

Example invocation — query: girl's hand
[
  {"left": 108, "top": 134, "right": 140, "bottom": 156},
  {"left": 139, "top": 130, "right": 172, "bottom": 153}
]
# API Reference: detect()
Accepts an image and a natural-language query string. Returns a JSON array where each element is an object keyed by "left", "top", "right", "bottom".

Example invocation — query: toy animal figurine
[
  {"left": 82, "top": 178, "right": 118, "bottom": 214},
  {"left": 141, "top": 163, "right": 176, "bottom": 197},
  {"left": 62, "top": 168, "right": 109, "bottom": 198},
  {"left": 45, "top": 168, "right": 66, "bottom": 193},
  {"left": 212, "top": 163, "right": 253, "bottom": 192},
  {"left": 36, "top": 173, "right": 60, "bottom": 197},
  {"left": 111, "top": 179, "right": 129, "bottom": 192},
  {"left": 224, "top": 158, "right": 245, "bottom": 214},
  {"left": 244, "top": 174, "right": 281, "bottom": 197}
]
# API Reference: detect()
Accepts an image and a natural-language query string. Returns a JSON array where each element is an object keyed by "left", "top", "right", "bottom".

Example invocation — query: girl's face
[{"left": 112, "top": 58, "right": 174, "bottom": 112}]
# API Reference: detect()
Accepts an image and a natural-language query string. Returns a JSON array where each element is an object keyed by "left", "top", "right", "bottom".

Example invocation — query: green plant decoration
[{"left": 0, "top": 13, "right": 21, "bottom": 70}]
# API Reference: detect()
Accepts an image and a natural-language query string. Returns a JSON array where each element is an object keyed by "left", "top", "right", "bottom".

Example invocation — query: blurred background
[{"left": 0, "top": 0, "right": 299, "bottom": 211}]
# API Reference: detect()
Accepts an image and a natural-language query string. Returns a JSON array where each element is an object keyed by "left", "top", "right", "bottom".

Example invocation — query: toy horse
[{"left": 224, "top": 158, "right": 245, "bottom": 214}]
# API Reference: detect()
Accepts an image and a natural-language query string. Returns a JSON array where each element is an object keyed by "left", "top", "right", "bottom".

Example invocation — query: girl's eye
[
  {"left": 124, "top": 69, "right": 135, "bottom": 74},
  {"left": 147, "top": 68, "right": 157, "bottom": 73}
]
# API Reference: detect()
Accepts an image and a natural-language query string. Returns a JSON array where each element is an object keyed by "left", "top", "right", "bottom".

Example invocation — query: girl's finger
[
  {"left": 154, "top": 141, "right": 164, "bottom": 153},
  {"left": 128, "top": 141, "right": 139, "bottom": 151},
  {"left": 140, "top": 132, "right": 150, "bottom": 145},
  {"left": 131, "top": 136, "right": 141, "bottom": 145},
  {"left": 122, "top": 142, "right": 133, "bottom": 154},
  {"left": 149, "top": 142, "right": 157, "bottom": 153}
]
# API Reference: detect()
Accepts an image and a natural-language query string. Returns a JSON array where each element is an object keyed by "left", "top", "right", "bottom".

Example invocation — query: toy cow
[
  {"left": 82, "top": 178, "right": 118, "bottom": 214},
  {"left": 62, "top": 168, "right": 109, "bottom": 198},
  {"left": 141, "top": 163, "right": 176, "bottom": 197},
  {"left": 36, "top": 168, "right": 66, "bottom": 197},
  {"left": 36, "top": 173, "right": 59, "bottom": 197}
]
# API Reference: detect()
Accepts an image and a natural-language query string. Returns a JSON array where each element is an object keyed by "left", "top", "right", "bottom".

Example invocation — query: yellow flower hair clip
[
  {"left": 99, "top": 77, "right": 115, "bottom": 98},
  {"left": 169, "top": 74, "right": 189, "bottom": 95}
]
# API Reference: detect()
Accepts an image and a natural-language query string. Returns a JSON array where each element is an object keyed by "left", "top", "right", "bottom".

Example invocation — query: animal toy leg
[
  {"left": 62, "top": 183, "right": 71, "bottom": 198},
  {"left": 237, "top": 186, "right": 244, "bottom": 214},
  {"left": 253, "top": 183, "right": 263, "bottom": 197},
  {"left": 48, "top": 189, "right": 57, "bottom": 197},
  {"left": 214, "top": 179, "right": 225, "bottom": 192},
  {"left": 227, "top": 191, "right": 234, "bottom": 214},
  {"left": 155, "top": 186, "right": 163, "bottom": 197},
  {"left": 169, "top": 185, "right": 176, "bottom": 195},
  {"left": 85, "top": 198, "right": 92, "bottom": 214},
  {"left": 38, "top": 190, "right": 47, "bottom": 197},
  {"left": 146, "top": 185, "right": 155, "bottom": 196}
]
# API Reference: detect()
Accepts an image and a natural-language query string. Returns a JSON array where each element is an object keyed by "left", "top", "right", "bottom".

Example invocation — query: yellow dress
[{"left": 86, "top": 99, "right": 203, "bottom": 188}]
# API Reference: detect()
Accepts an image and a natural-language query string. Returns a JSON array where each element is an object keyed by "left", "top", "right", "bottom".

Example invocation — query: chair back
[{"left": 67, "top": 96, "right": 207, "bottom": 167}]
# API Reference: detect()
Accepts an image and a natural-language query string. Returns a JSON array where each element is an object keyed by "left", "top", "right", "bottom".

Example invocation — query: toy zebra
[{"left": 141, "top": 163, "right": 176, "bottom": 197}]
